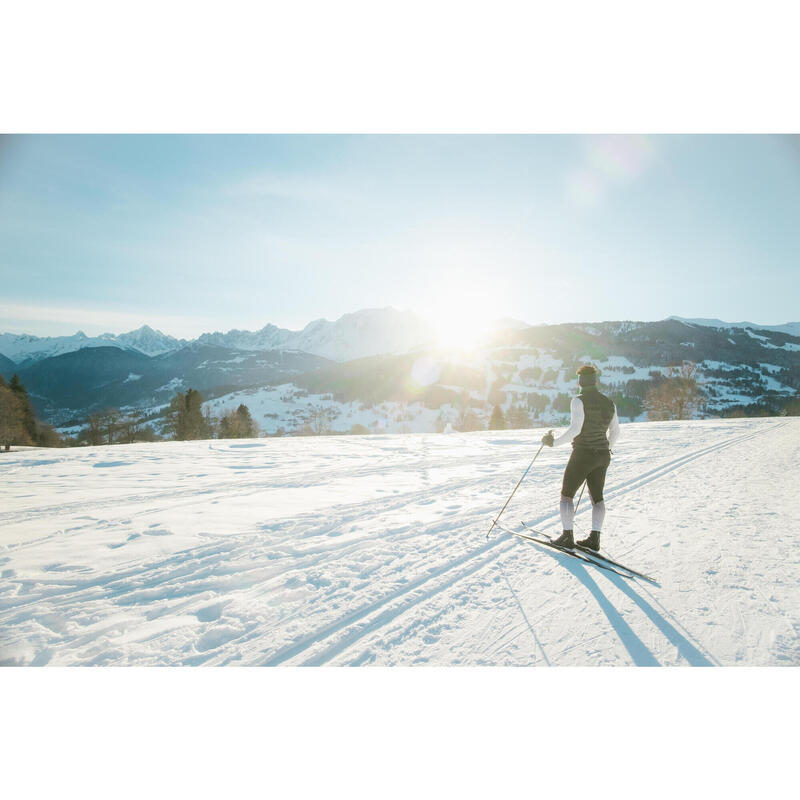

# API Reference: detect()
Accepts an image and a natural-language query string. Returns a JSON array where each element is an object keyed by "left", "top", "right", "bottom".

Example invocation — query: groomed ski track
[{"left": 1, "top": 417, "right": 798, "bottom": 666}]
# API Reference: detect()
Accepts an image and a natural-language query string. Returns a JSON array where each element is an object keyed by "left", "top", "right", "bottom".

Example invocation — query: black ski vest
[{"left": 573, "top": 386, "right": 615, "bottom": 449}]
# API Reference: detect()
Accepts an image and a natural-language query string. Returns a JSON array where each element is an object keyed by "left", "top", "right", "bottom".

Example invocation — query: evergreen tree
[
  {"left": 168, "top": 388, "right": 213, "bottom": 440},
  {"left": 610, "top": 393, "right": 643, "bottom": 422},
  {"left": 526, "top": 392, "right": 549, "bottom": 418},
  {"left": 0, "top": 383, "right": 26, "bottom": 450},
  {"left": 184, "top": 389, "right": 208, "bottom": 438},
  {"left": 552, "top": 392, "right": 572, "bottom": 413},
  {"left": 219, "top": 404, "right": 259, "bottom": 438},
  {"left": 506, "top": 405, "right": 532, "bottom": 429},
  {"left": 488, "top": 405, "right": 506, "bottom": 430},
  {"left": 487, "top": 378, "right": 506, "bottom": 407},
  {"left": 166, "top": 392, "right": 188, "bottom": 440},
  {"left": 235, "top": 404, "right": 258, "bottom": 437},
  {"left": 8, "top": 374, "right": 38, "bottom": 443}
]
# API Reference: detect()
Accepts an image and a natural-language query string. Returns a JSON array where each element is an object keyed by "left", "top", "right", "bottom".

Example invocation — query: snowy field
[{"left": 1, "top": 417, "right": 798, "bottom": 666}]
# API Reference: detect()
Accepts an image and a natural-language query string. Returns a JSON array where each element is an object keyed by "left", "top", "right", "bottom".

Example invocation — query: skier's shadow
[{"left": 544, "top": 550, "right": 714, "bottom": 667}]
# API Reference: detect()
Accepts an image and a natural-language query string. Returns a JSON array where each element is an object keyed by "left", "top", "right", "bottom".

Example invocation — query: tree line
[
  {"left": 78, "top": 389, "right": 261, "bottom": 445},
  {"left": 486, "top": 362, "right": 708, "bottom": 429},
  {"left": 0, "top": 378, "right": 260, "bottom": 451},
  {"left": 165, "top": 388, "right": 258, "bottom": 440},
  {"left": 2, "top": 363, "right": 795, "bottom": 450}
]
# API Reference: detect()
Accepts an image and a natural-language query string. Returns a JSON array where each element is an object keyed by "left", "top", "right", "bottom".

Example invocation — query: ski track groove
[
  {"left": 1, "top": 420, "right": 786, "bottom": 666},
  {"left": 0, "top": 455, "right": 531, "bottom": 561},
  {"left": 255, "top": 421, "right": 784, "bottom": 666},
  {"left": 0, "top": 448, "right": 531, "bottom": 529}
]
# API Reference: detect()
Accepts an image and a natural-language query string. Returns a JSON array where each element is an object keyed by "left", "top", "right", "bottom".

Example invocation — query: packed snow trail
[{"left": 1, "top": 418, "right": 798, "bottom": 666}]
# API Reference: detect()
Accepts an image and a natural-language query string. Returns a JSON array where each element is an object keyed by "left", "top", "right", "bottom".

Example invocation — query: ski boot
[
  {"left": 552, "top": 530, "right": 574, "bottom": 548},
  {"left": 577, "top": 530, "right": 601, "bottom": 551}
]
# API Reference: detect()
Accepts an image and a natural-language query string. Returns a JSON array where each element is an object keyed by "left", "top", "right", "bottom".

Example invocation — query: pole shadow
[
  {"left": 600, "top": 570, "right": 715, "bottom": 666},
  {"left": 499, "top": 561, "right": 552, "bottom": 665},
  {"left": 553, "top": 553, "right": 661, "bottom": 666},
  {"left": 537, "top": 546, "right": 715, "bottom": 667}
]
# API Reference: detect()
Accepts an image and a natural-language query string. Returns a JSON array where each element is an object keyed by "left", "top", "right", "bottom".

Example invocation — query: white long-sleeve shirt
[{"left": 552, "top": 396, "right": 620, "bottom": 448}]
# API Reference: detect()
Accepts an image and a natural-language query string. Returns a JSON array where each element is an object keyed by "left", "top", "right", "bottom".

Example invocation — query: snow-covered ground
[{"left": 1, "top": 417, "right": 798, "bottom": 666}]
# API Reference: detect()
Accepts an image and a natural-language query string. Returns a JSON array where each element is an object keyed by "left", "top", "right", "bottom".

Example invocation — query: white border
[{"left": 3, "top": 1, "right": 800, "bottom": 132}]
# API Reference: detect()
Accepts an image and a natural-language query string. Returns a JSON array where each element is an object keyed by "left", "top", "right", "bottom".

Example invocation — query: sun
[
  {"left": 415, "top": 261, "right": 508, "bottom": 352},
  {"left": 430, "top": 302, "right": 491, "bottom": 351}
]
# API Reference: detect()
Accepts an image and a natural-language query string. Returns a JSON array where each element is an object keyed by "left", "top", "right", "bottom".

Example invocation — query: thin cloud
[{"left": 0, "top": 302, "right": 219, "bottom": 339}]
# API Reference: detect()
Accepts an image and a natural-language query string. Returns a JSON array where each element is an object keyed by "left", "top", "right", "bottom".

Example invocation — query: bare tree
[
  {"left": 457, "top": 406, "right": 484, "bottom": 432},
  {"left": 646, "top": 362, "right": 705, "bottom": 421},
  {"left": 118, "top": 412, "right": 157, "bottom": 443},
  {"left": 103, "top": 409, "right": 121, "bottom": 444},
  {"left": 86, "top": 413, "right": 104, "bottom": 445},
  {"left": 307, "top": 405, "right": 335, "bottom": 435},
  {"left": 397, "top": 401, "right": 412, "bottom": 434}
]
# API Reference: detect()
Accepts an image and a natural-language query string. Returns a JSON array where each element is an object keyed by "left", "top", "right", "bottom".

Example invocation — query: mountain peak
[{"left": 669, "top": 316, "right": 800, "bottom": 337}]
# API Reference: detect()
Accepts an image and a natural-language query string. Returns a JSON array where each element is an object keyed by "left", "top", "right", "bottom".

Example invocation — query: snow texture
[{"left": 1, "top": 417, "right": 798, "bottom": 666}]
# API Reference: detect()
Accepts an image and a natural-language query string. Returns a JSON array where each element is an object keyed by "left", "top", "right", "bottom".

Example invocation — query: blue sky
[{"left": 1, "top": 134, "right": 799, "bottom": 338}]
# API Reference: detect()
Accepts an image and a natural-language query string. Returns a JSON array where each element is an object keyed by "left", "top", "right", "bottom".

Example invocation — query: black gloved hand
[{"left": 541, "top": 430, "right": 554, "bottom": 447}]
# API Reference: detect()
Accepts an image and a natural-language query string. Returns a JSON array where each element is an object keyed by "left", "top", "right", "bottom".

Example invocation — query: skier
[{"left": 540, "top": 364, "right": 619, "bottom": 551}]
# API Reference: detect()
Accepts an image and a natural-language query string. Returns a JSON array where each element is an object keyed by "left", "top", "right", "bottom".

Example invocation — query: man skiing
[{"left": 541, "top": 364, "right": 619, "bottom": 551}]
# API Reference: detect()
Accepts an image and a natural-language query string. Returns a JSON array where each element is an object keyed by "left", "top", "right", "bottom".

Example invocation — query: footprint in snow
[
  {"left": 108, "top": 532, "right": 141, "bottom": 549},
  {"left": 144, "top": 526, "right": 171, "bottom": 536},
  {"left": 196, "top": 602, "right": 227, "bottom": 622}
]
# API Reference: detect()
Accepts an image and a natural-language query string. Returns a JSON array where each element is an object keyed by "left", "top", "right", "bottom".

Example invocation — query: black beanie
[{"left": 577, "top": 366, "right": 598, "bottom": 387}]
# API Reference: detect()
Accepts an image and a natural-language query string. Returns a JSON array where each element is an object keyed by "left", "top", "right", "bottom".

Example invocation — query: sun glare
[
  {"left": 430, "top": 300, "right": 493, "bottom": 350},
  {"left": 433, "top": 314, "right": 486, "bottom": 350},
  {"left": 414, "top": 244, "right": 509, "bottom": 351}
]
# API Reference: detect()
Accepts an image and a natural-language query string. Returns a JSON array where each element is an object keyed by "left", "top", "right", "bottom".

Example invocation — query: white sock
[
  {"left": 592, "top": 501, "right": 606, "bottom": 532},
  {"left": 560, "top": 495, "right": 575, "bottom": 530}
]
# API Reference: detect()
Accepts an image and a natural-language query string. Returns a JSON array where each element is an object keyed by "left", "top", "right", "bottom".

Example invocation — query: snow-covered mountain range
[
  {"left": 3, "top": 310, "right": 799, "bottom": 432},
  {"left": 669, "top": 316, "right": 800, "bottom": 338},
  {"left": 0, "top": 308, "right": 436, "bottom": 365},
  {"left": 196, "top": 308, "right": 436, "bottom": 362},
  {"left": 0, "top": 325, "right": 186, "bottom": 364},
  {"left": 3, "top": 309, "right": 798, "bottom": 366}
]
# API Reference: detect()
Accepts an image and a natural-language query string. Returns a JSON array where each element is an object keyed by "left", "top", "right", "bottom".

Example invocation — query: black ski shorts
[{"left": 561, "top": 446, "right": 611, "bottom": 503}]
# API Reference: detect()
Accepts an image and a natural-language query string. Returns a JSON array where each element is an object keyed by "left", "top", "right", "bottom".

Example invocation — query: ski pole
[
  {"left": 574, "top": 480, "right": 586, "bottom": 518},
  {"left": 486, "top": 432, "right": 551, "bottom": 540}
]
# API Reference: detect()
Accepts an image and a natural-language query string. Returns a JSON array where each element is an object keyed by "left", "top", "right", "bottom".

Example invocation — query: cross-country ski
[{"left": 493, "top": 521, "right": 646, "bottom": 581}]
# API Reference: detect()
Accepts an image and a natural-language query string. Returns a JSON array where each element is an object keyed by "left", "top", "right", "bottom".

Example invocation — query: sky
[{"left": 1, "top": 134, "right": 799, "bottom": 339}]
